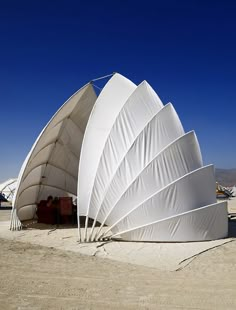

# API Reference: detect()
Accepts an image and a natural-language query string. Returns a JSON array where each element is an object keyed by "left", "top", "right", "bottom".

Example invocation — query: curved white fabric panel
[
  {"left": 78, "top": 73, "right": 136, "bottom": 217},
  {"left": 114, "top": 202, "right": 228, "bottom": 242},
  {"left": 12, "top": 84, "right": 97, "bottom": 222},
  {"left": 108, "top": 165, "right": 216, "bottom": 235},
  {"left": 88, "top": 81, "right": 164, "bottom": 233},
  {"left": 17, "top": 205, "right": 36, "bottom": 222},
  {"left": 95, "top": 131, "right": 202, "bottom": 239}
]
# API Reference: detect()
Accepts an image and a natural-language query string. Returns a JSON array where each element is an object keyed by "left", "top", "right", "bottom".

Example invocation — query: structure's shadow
[
  {"left": 22, "top": 216, "right": 101, "bottom": 231},
  {"left": 79, "top": 216, "right": 101, "bottom": 228},
  {"left": 22, "top": 222, "right": 77, "bottom": 230}
]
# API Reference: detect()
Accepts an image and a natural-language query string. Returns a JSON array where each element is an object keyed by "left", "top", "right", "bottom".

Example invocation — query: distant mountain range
[{"left": 215, "top": 168, "right": 236, "bottom": 186}]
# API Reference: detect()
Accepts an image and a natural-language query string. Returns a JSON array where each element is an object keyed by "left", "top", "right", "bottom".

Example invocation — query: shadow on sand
[{"left": 22, "top": 216, "right": 101, "bottom": 231}]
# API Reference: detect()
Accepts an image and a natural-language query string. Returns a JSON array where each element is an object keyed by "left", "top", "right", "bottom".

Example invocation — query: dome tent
[
  {"left": 0, "top": 178, "right": 17, "bottom": 202},
  {"left": 11, "top": 73, "right": 228, "bottom": 242}
]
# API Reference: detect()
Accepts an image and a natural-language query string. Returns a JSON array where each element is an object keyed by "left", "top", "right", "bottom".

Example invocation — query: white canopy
[
  {"left": 11, "top": 83, "right": 97, "bottom": 228},
  {"left": 11, "top": 73, "right": 228, "bottom": 242}
]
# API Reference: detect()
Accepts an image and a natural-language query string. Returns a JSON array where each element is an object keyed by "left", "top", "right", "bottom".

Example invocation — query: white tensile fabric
[
  {"left": 98, "top": 131, "right": 202, "bottom": 226},
  {"left": 114, "top": 201, "right": 228, "bottom": 242},
  {"left": 0, "top": 178, "right": 17, "bottom": 201},
  {"left": 87, "top": 81, "right": 165, "bottom": 239},
  {"left": 89, "top": 81, "right": 163, "bottom": 215},
  {"left": 77, "top": 75, "right": 227, "bottom": 242},
  {"left": 11, "top": 73, "right": 228, "bottom": 241},
  {"left": 78, "top": 74, "right": 136, "bottom": 218},
  {"left": 104, "top": 165, "right": 216, "bottom": 236},
  {"left": 11, "top": 83, "right": 97, "bottom": 229},
  {"left": 91, "top": 103, "right": 186, "bottom": 240},
  {"left": 93, "top": 131, "right": 202, "bottom": 240}
]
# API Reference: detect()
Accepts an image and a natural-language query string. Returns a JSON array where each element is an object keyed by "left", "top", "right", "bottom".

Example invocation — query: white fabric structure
[
  {"left": 231, "top": 186, "right": 236, "bottom": 197},
  {"left": 10, "top": 82, "right": 97, "bottom": 230},
  {"left": 0, "top": 178, "right": 17, "bottom": 201},
  {"left": 11, "top": 73, "right": 228, "bottom": 241}
]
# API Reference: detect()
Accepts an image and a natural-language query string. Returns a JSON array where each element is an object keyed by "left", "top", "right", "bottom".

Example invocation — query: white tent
[
  {"left": 11, "top": 73, "right": 228, "bottom": 242},
  {"left": 0, "top": 178, "right": 17, "bottom": 202},
  {"left": 10, "top": 81, "right": 97, "bottom": 229}
]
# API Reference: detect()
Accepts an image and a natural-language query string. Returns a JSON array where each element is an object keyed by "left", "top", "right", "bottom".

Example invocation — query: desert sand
[{"left": 1, "top": 199, "right": 236, "bottom": 309}]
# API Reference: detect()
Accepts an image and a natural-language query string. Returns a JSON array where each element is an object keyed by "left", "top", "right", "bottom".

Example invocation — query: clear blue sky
[{"left": 0, "top": 0, "right": 236, "bottom": 182}]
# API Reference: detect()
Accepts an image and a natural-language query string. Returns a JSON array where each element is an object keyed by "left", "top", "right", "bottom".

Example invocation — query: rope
[
  {"left": 91, "top": 73, "right": 115, "bottom": 82},
  {"left": 92, "top": 84, "right": 102, "bottom": 91}
]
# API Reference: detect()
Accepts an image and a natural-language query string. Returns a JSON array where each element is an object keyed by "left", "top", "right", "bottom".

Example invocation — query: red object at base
[
  {"left": 37, "top": 200, "right": 57, "bottom": 225},
  {"left": 59, "top": 197, "right": 73, "bottom": 224}
]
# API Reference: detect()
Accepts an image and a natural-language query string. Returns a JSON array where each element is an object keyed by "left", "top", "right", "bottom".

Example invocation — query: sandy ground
[
  {"left": 0, "top": 213, "right": 232, "bottom": 271},
  {"left": 1, "top": 199, "right": 236, "bottom": 309}
]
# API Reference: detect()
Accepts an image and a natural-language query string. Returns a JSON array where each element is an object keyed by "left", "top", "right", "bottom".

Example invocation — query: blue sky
[{"left": 0, "top": 0, "right": 236, "bottom": 182}]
